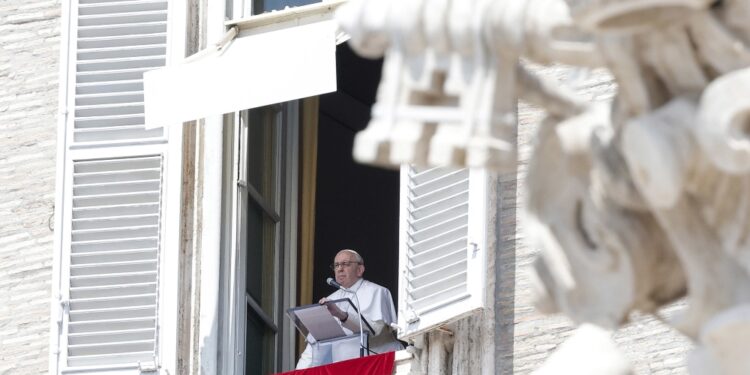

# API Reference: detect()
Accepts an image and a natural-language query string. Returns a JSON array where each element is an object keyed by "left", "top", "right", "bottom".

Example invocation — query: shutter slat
[
  {"left": 410, "top": 238, "right": 464, "bottom": 266},
  {"left": 76, "top": 91, "right": 144, "bottom": 106},
  {"left": 67, "top": 351, "right": 154, "bottom": 368},
  {"left": 78, "top": 22, "right": 166, "bottom": 39},
  {"left": 70, "top": 294, "right": 157, "bottom": 310},
  {"left": 76, "top": 90, "right": 143, "bottom": 100},
  {"left": 71, "top": 226, "right": 157, "bottom": 242},
  {"left": 410, "top": 203, "right": 468, "bottom": 230},
  {"left": 69, "top": 316, "right": 155, "bottom": 334},
  {"left": 80, "top": 0, "right": 161, "bottom": 5},
  {"left": 76, "top": 80, "right": 143, "bottom": 93},
  {"left": 71, "top": 259, "right": 156, "bottom": 275},
  {"left": 410, "top": 227, "right": 467, "bottom": 253},
  {"left": 410, "top": 191, "right": 469, "bottom": 220},
  {"left": 73, "top": 185, "right": 158, "bottom": 197},
  {"left": 78, "top": 33, "right": 166, "bottom": 49},
  {"left": 78, "top": 53, "right": 164, "bottom": 64},
  {"left": 411, "top": 179, "right": 469, "bottom": 207},
  {"left": 77, "top": 70, "right": 148, "bottom": 84},
  {"left": 74, "top": 168, "right": 159, "bottom": 181},
  {"left": 409, "top": 275, "right": 467, "bottom": 309},
  {"left": 70, "top": 270, "right": 157, "bottom": 288},
  {"left": 71, "top": 237, "right": 157, "bottom": 253},
  {"left": 75, "top": 103, "right": 145, "bottom": 117},
  {"left": 73, "top": 214, "right": 159, "bottom": 229},
  {"left": 75, "top": 168, "right": 158, "bottom": 182},
  {"left": 70, "top": 282, "right": 156, "bottom": 299},
  {"left": 409, "top": 258, "right": 466, "bottom": 289},
  {"left": 68, "top": 340, "right": 155, "bottom": 357},
  {"left": 78, "top": 44, "right": 166, "bottom": 60},
  {"left": 73, "top": 192, "right": 160, "bottom": 207},
  {"left": 72, "top": 258, "right": 156, "bottom": 272},
  {"left": 409, "top": 214, "right": 467, "bottom": 242},
  {"left": 70, "top": 305, "right": 156, "bottom": 322},
  {"left": 411, "top": 168, "right": 468, "bottom": 193},
  {"left": 74, "top": 127, "right": 163, "bottom": 143},
  {"left": 77, "top": 56, "right": 165, "bottom": 72},
  {"left": 410, "top": 166, "right": 466, "bottom": 185},
  {"left": 78, "top": 11, "right": 168, "bottom": 27},
  {"left": 69, "top": 328, "right": 154, "bottom": 345},
  {"left": 73, "top": 203, "right": 158, "bottom": 219},
  {"left": 79, "top": 0, "right": 167, "bottom": 15},
  {"left": 72, "top": 248, "right": 156, "bottom": 264},
  {"left": 410, "top": 290, "right": 471, "bottom": 316},
  {"left": 74, "top": 156, "right": 160, "bottom": 171},
  {"left": 74, "top": 117, "right": 145, "bottom": 128},
  {"left": 73, "top": 180, "right": 159, "bottom": 195}
]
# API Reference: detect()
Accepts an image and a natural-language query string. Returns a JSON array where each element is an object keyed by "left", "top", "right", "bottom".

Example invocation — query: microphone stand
[
  {"left": 339, "top": 286, "right": 366, "bottom": 358},
  {"left": 351, "top": 290, "right": 366, "bottom": 358},
  {"left": 326, "top": 278, "right": 368, "bottom": 358}
]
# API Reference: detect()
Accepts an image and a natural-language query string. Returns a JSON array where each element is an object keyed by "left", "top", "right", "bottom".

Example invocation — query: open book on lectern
[{"left": 286, "top": 298, "right": 375, "bottom": 343}]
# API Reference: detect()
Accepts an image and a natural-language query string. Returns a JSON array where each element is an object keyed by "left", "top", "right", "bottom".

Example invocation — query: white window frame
[{"left": 220, "top": 103, "right": 299, "bottom": 374}]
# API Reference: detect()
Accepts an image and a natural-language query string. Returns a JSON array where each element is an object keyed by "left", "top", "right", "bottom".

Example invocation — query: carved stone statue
[{"left": 336, "top": 0, "right": 750, "bottom": 373}]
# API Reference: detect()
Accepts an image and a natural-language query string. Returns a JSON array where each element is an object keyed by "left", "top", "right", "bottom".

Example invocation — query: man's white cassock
[{"left": 295, "top": 278, "right": 402, "bottom": 369}]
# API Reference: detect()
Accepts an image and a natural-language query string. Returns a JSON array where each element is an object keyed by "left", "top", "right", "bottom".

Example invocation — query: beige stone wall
[
  {"left": 0, "top": 1, "right": 61, "bottom": 373},
  {"left": 498, "top": 64, "right": 693, "bottom": 374}
]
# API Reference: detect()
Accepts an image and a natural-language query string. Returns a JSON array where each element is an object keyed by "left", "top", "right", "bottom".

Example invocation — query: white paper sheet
[{"left": 294, "top": 304, "right": 346, "bottom": 342}]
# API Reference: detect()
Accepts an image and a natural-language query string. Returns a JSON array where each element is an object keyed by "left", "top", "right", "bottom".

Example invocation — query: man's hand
[{"left": 319, "top": 298, "right": 348, "bottom": 322}]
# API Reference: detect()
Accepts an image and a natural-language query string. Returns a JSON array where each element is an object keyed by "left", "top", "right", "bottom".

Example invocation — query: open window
[
  {"left": 219, "top": 41, "right": 401, "bottom": 374},
  {"left": 216, "top": 13, "right": 489, "bottom": 373}
]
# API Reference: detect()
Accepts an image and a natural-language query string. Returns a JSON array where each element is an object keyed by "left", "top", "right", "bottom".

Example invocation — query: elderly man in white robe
[{"left": 295, "top": 249, "right": 402, "bottom": 369}]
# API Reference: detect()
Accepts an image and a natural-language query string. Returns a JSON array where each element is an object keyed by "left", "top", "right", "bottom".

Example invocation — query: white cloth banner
[{"left": 144, "top": 20, "right": 337, "bottom": 128}]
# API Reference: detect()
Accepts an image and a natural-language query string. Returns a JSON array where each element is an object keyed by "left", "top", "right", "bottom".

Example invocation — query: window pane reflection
[
  {"left": 246, "top": 305, "right": 274, "bottom": 375},
  {"left": 247, "top": 106, "right": 279, "bottom": 206},
  {"left": 246, "top": 199, "right": 277, "bottom": 317},
  {"left": 252, "top": 0, "right": 320, "bottom": 14}
]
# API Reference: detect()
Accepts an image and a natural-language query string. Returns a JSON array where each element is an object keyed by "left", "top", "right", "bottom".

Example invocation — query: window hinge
[
  {"left": 138, "top": 361, "right": 158, "bottom": 373},
  {"left": 406, "top": 310, "right": 420, "bottom": 324},
  {"left": 57, "top": 298, "right": 69, "bottom": 328},
  {"left": 237, "top": 179, "right": 247, "bottom": 188}
]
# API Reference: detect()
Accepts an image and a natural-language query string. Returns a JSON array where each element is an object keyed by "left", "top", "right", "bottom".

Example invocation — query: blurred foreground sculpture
[{"left": 337, "top": 0, "right": 750, "bottom": 373}]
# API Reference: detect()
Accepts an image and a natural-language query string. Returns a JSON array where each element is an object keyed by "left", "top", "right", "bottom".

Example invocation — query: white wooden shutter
[
  {"left": 53, "top": 0, "right": 176, "bottom": 373},
  {"left": 65, "top": 155, "right": 163, "bottom": 369},
  {"left": 72, "top": 0, "right": 168, "bottom": 145},
  {"left": 397, "top": 165, "right": 488, "bottom": 339}
]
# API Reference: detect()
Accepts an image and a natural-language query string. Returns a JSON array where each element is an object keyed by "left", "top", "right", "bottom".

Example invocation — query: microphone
[{"left": 326, "top": 277, "right": 345, "bottom": 290}]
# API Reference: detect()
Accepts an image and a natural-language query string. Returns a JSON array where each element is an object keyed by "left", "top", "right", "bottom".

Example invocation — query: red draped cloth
[{"left": 276, "top": 352, "right": 395, "bottom": 375}]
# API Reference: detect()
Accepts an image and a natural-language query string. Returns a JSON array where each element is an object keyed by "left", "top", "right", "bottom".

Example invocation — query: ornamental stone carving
[{"left": 337, "top": 0, "right": 750, "bottom": 373}]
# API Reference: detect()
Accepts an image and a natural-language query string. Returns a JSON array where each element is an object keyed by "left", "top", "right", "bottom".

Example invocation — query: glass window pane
[
  {"left": 253, "top": 0, "right": 320, "bottom": 14},
  {"left": 246, "top": 106, "right": 279, "bottom": 207},
  {"left": 246, "top": 305, "right": 274, "bottom": 375},
  {"left": 246, "top": 198, "right": 278, "bottom": 316}
]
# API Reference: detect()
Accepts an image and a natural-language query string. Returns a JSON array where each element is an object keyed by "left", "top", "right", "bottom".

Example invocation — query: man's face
[{"left": 333, "top": 251, "right": 364, "bottom": 289}]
